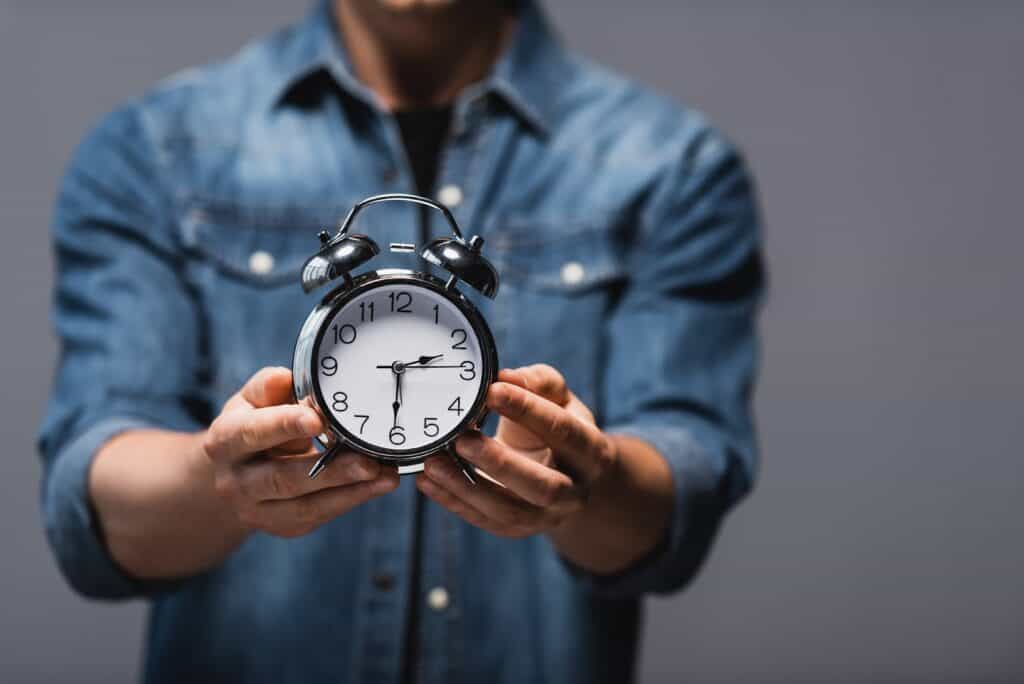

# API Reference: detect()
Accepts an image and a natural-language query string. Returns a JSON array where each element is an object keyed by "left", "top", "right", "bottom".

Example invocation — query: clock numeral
[
  {"left": 332, "top": 324, "right": 357, "bottom": 344},
  {"left": 388, "top": 291, "right": 412, "bottom": 313},
  {"left": 448, "top": 396, "right": 464, "bottom": 416},
  {"left": 332, "top": 392, "right": 349, "bottom": 413},
  {"left": 354, "top": 414, "right": 369, "bottom": 434},
  {"left": 359, "top": 301, "right": 375, "bottom": 323},
  {"left": 459, "top": 360, "right": 476, "bottom": 381},
  {"left": 320, "top": 356, "right": 338, "bottom": 376},
  {"left": 389, "top": 425, "right": 406, "bottom": 446},
  {"left": 450, "top": 328, "right": 468, "bottom": 350},
  {"left": 433, "top": 304, "right": 439, "bottom": 325},
  {"left": 423, "top": 417, "right": 440, "bottom": 438}
]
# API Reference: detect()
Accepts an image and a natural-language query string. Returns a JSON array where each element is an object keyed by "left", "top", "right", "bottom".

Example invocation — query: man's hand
[
  {"left": 417, "top": 363, "right": 673, "bottom": 574},
  {"left": 416, "top": 364, "right": 618, "bottom": 538},
  {"left": 205, "top": 367, "right": 399, "bottom": 538}
]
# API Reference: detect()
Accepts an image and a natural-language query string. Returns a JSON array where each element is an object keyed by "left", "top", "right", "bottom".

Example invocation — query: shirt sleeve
[
  {"left": 579, "top": 125, "right": 764, "bottom": 597},
  {"left": 38, "top": 104, "right": 209, "bottom": 599}
]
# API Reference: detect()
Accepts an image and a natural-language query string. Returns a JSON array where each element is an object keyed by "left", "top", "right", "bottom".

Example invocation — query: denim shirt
[{"left": 39, "top": 2, "right": 762, "bottom": 682}]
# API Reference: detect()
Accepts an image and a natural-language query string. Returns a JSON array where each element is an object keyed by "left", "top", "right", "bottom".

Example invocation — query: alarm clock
[{"left": 292, "top": 194, "right": 499, "bottom": 483}]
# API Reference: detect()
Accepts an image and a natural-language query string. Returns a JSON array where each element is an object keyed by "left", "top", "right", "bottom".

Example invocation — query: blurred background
[{"left": 1, "top": 1, "right": 1022, "bottom": 682}]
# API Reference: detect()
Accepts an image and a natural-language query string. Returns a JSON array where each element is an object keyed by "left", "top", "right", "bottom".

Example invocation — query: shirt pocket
[
  {"left": 179, "top": 199, "right": 348, "bottom": 398},
  {"left": 181, "top": 200, "right": 324, "bottom": 286},
  {"left": 487, "top": 215, "right": 628, "bottom": 412}
]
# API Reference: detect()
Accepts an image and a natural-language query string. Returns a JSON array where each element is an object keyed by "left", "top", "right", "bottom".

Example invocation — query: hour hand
[
  {"left": 406, "top": 354, "right": 443, "bottom": 367},
  {"left": 377, "top": 354, "right": 443, "bottom": 370}
]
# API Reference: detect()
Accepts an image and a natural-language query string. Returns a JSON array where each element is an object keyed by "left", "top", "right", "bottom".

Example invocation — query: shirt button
[
  {"left": 437, "top": 184, "right": 463, "bottom": 208},
  {"left": 248, "top": 250, "right": 275, "bottom": 275},
  {"left": 426, "top": 586, "right": 450, "bottom": 612},
  {"left": 560, "top": 261, "right": 586, "bottom": 286},
  {"left": 372, "top": 572, "right": 395, "bottom": 591}
]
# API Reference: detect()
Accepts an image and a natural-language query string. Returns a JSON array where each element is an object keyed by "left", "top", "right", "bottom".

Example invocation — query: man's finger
[
  {"left": 205, "top": 405, "right": 323, "bottom": 462},
  {"left": 240, "top": 367, "right": 295, "bottom": 408},
  {"left": 416, "top": 475, "right": 523, "bottom": 538},
  {"left": 454, "top": 432, "right": 583, "bottom": 512},
  {"left": 499, "top": 364, "right": 571, "bottom": 406},
  {"left": 236, "top": 451, "right": 381, "bottom": 501},
  {"left": 495, "top": 365, "right": 570, "bottom": 449},
  {"left": 252, "top": 472, "right": 399, "bottom": 536},
  {"left": 422, "top": 455, "right": 553, "bottom": 531},
  {"left": 270, "top": 436, "right": 317, "bottom": 456},
  {"left": 487, "top": 382, "right": 613, "bottom": 483}
]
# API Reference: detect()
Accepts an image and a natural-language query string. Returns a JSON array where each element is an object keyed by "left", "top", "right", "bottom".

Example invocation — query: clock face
[{"left": 313, "top": 280, "right": 489, "bottom": 458}]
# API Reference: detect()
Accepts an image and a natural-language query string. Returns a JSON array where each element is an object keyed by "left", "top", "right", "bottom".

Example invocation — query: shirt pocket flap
[
  {"left": 489, "top": 218, "right": 627, "bottom": 295},
  {"left": 180, "top": 200, "right": 338, "bottom": 288}
]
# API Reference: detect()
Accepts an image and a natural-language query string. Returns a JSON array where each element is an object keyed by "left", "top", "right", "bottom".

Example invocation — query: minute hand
[{"left": 392, "top": 371, "right": 402, "bottom": 427}]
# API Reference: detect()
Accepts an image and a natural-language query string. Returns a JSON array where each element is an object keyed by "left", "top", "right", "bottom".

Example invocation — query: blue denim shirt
[{"left": 39, "top": 2, "right": 762, "bottom": 682}]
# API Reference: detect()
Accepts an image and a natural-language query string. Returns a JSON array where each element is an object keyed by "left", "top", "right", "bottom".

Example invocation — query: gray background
[{"left": 1, "top": 1, "right": 1021, "bottom": 682}]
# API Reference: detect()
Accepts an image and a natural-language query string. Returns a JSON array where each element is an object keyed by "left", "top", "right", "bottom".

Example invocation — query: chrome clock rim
[{"left": 292, "top": 268, "right": 498, "bottom": 466}]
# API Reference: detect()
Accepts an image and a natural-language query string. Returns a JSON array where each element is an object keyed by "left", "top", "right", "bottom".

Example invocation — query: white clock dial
[{"left": 314, "top": 282, "right": 486, "bottom": 456}]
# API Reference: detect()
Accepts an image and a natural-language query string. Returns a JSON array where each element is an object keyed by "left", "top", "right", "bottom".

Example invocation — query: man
[{"left": 39, "top": 1, "right": 762, "bottom": 682}]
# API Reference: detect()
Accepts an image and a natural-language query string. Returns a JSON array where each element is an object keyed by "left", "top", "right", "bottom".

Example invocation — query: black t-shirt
[
  {"left": 392, "top": 104, "right": 453, "bottom": 684},
  {"left": 394, "top": 106, "right": 453, "bottom": 197}
]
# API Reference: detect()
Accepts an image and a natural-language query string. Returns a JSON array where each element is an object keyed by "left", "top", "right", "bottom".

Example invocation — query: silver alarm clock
[{"left": 293, "top": 194, "right": 499, "bottom": 482}]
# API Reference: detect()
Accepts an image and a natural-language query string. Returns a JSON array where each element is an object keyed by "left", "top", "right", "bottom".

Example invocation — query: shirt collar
[{"left": 269, "top": 0, "right": 571, "bottom": 136}]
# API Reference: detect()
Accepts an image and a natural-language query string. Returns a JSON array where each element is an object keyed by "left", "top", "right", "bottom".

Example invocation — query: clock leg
[
  {"left": 308, "top": 443, "right": 344, "bottom": 479},
  {"left": 446, "top": 444, "right": 477, "bottom": 485}
]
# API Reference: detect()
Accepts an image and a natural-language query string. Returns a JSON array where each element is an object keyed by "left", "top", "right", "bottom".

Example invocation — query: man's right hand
[{"left": 204, "top": 367, "right": 399, "bottom": 538}]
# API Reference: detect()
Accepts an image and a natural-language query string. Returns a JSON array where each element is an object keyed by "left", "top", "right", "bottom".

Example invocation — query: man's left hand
[{"left": 417, "top": 364, "right": 618, "bottom": 538}]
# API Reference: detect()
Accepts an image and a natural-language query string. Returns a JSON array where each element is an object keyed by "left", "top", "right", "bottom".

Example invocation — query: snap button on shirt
[
  {"left": 560, "top": 261, "right": 586, "bottom": 286},
  {"left": 437, "top": 184, "right": 463, "bottom": 208},
  {"left": 427, "top": 586, "right": 450, "bottom": 612},
  {"left": 248, "top": 250, "right": 275, "bottom": 275}
]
